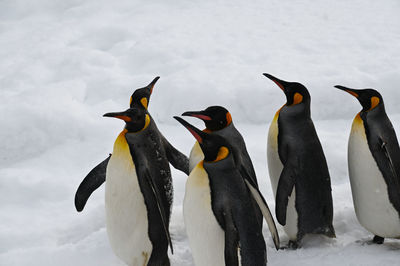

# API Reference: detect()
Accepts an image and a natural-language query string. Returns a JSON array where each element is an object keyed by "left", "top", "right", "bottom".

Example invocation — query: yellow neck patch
[
  {"left": 291, "top": 92, "right": 303, "bottom": 105},
  {"left": 140, "top": 97, "right": 148, "bottom": 109},
  {"left": 353, "top": 112, "right": 362, "bottom": 125},
  {"left": 273, "top": 105, "right": 284, "bottom": 121},
  {"left": 369, "top": 96, "right": 380, "bottom": 111},
  {"left": 113, "top": 129, "right": 129, "bottom": 154},
  {"left": 213, "top": 146, "right": 229, "bottom": 162}
]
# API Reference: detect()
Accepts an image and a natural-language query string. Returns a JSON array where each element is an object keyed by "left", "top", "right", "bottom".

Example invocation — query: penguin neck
[
  {"left": 281, "top": 102, "right": 311, "bottom": 120},
  {"left": 203, "top": 152, "right": 235, "bottom": 171},
  {"left": 125, "top": 114, "right": 151, "bottom": 133},
  {"left": 206, "top": 122, "right": 233, "bottom": 134},
  {"left": 360, "top": 103, "right": 386, "bottom": 121}
]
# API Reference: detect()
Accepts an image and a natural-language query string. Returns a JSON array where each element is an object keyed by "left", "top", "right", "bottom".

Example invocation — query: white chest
[
  {"left": 267, "top": 114, "right": 298, "bottom": 240},
  {"left": 183, "top": 163, "right": 225, "bottom": 266},
  {"left": 105, "top": 131, "right": 152, "bottom": 266},
  {"left": 348, "top": 116, "right": 400, "bottom": 237}
]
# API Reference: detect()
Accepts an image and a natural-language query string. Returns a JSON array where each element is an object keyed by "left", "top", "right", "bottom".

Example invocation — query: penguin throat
[{"left": 127, "top": 114, "right": 151, "bottom": 133}]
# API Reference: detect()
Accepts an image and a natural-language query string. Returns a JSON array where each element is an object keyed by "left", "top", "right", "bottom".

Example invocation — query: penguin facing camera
[{"left": 102, "top": 106, "right": 174, "bottom": 265}]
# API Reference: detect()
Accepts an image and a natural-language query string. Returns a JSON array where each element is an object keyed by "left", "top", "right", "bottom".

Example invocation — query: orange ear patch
[
  {"left": 214, "top": 146, "right": 229, "bottom": 162},
  {"left": 140, "top": 97, "right": 148, "bottom": 109},
  {"left": 291, "top": 92, "right": 303, "bottom": 105},
  {"left": 129, "top": 96, "right": 133, "bottom": 105},
  {"left": 370, "top": 96, "right": 380, "bottom": 110},
  {"left": 226, "top": 112, "right": 232, "bottom": 125}
]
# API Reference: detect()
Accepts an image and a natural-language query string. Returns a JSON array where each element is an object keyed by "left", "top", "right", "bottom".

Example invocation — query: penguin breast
[
  {"left": 183, "top": 163, "right": 225, "bottom": 266},
  {"left": 267, "top": 112, "right": 299, "bottom": 241},
  {"left": 105, "top": 130, "right": 153, "bottom": 265},
  {"left": 189, "top": 141, "right": 205, "bottom": 173},
  {"left": 348, "top": 115, "right": 400, "bottom": 237}
]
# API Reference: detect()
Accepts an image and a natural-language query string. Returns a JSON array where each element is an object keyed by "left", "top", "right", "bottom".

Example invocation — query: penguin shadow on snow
[
  {"left": 278, "top": 234, "right": 337, "bottom": 250},
  {"left": 355, "top": 237, "right": 400, "bottom": 250}
]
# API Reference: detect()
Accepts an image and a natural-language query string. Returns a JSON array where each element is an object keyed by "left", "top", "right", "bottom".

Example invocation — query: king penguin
[
  {"left": 75, "top": 77, "right": 189, "bottom": 212},
  {"left": 182, "top": 106, "right": 257, "bottom": 187},
  {"left": 336, "top": 85, "right": 400, "bottom": 244},
  {"left": 174, "top": 116, "right": 279, "bottom": 266},
  {"left": 103, "top": 106, "right": 174, "bottom": 266},
  {"left": 182, "top": 106, "right": 278, "bottom": 248},
  {"left": 264, "top": 73, "right": 335, "bottom": 248}
]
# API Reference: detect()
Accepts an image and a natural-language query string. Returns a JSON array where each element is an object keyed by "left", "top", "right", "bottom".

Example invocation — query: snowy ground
[{"left": 2, "top": 0, "right": 400, "bottom": 265}]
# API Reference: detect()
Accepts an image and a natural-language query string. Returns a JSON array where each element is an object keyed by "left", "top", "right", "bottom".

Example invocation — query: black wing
[
  {"left": 129, "top": 144, "right": 174, "bottom": 254},
  {"left": 223, "top": 211, "right": 239, "bottom": 266},
  {"left": 244, "top": 179, "right": 280, "bottom": 250},
  {"left": 75, "top": 155, "right": 110, "bottom": 212},
  {"left": 275, "top": 160, "right": 296, "bottom": 226},
  {"left": 142, "top": 168, "right": 174, "bottom": 254},
  {"left": 376, "top": 137, "right": 400, "bottom": 213},
  {"left": 161, "top": 135, "right": 189, "bottom": 175}
]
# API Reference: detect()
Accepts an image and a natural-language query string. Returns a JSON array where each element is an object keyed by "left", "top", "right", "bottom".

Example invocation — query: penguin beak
[
  {"left": 181, "top": 111, "right": 212, "bottom": 121},
  {"left": 174, "top": 116, "right": 205, "bottom": 144},
  {"left": 334, "top": 85, "right": 359, "bottom": 98},
  {"left": 146, "top": 76, "right": 160, "bottom": 95},
  {"left": 103, "top": 111, "right": 132, "bottom": 122},
  {"left": 263, "top": 73, "right": 288, "bottom": 92}
]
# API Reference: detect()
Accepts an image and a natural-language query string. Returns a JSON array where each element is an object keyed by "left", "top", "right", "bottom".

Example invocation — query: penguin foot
[
  {"left": 279, "top": 240, "right": 299, "bottom": 250},
  {"left": 373, "top": 235, "right": 384, "bottom": 244}
]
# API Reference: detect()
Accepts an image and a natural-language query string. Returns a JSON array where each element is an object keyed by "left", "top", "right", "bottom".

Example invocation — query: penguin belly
[
  {"left": 267, "top": 116, "right": 298, "bottom": 240},
  {"left": 105, "top": 131, "right": 152, "bottom": 266},
  {"left": 183, "top": 163, "right": 225, "bottom": 266},
  {"left": 348, "top": 117, "right": 400, "bottom": 238},
  {"left": 189, "top": 141, "right": 204, "bottom": 173}
]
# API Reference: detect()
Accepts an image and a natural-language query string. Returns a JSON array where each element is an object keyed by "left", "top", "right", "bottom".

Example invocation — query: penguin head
[
  {"left": 129, "top": 76, "right": 160, "bottom": 109},
  {"left": 104, "top": 107, "right": 151, "bottom": 133},
  {"left": 335, "top": 85, "right": 383, "bottom": 112},
  {"left": 181, "top": 106, "right": 232, "bottom": 132},
  {"left": 174, "top": 116, "right": 231, "bottom": 162},
  {"left": 263, "top": 73, "right": 311, "bottom": 106}
]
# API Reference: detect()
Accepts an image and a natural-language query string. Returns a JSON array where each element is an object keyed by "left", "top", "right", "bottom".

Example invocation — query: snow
[{"left": 1, "top": 0, "right": 400, "bottom": 265}]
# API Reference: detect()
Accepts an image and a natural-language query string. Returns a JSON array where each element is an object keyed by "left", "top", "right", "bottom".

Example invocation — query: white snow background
[{"left": 1, "top": 0, "right": 400, "bottom": 265}]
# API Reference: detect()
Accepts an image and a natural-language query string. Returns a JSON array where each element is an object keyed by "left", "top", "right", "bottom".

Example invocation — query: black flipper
[
  {"left": 223, "top": 212, "right": 239, "bottom": 266},
  {"left": 276, "top": 163, "right": 296, "bottom": 226},
  {"left": 75, "top": 155, "right": 111, "bottom": 212},
  {"left": 379, "top": 137, "right": 400, "bottom": 187},
  {"left": 244, "top": 179, "right": 280, "bottom": 250},
  {"left": 142, "top": 168, "right": 174, "bottom": 254},
  {"left": 161, "top": 135, "right": 189, "bottom": 175}
]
